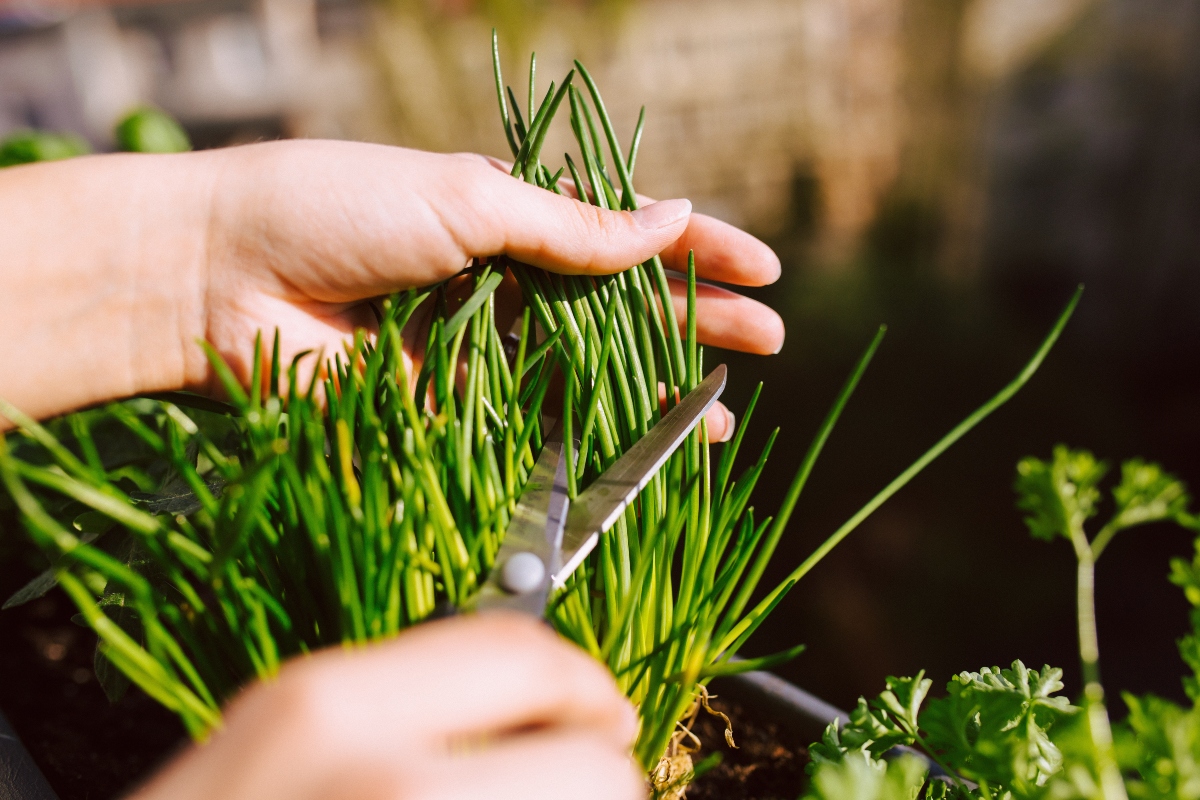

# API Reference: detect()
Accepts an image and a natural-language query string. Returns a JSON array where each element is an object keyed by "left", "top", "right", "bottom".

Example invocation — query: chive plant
[
  {"left": 0, "top": 34, "right": 1080, "bottom": 791},
  {"left": 0, "top": 283, "right": 554, "bottom": 736}
]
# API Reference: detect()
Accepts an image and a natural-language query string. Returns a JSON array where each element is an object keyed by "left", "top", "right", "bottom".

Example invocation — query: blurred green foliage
[
  {"left": 0, "top": 106, "right": 190, "bottom": 170},
  {"left": 0, "top": 131, "right": 91, "bottom": 168},
  {"left": 115, "top": 108, "right": 192, "bottom": 155}
]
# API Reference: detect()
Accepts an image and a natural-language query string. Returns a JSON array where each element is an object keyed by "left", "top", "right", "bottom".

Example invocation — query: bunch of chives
[
  {"left": 0, "top": 33, "right": 1079, "bottom": 792},
  {"left": 0, "top": 278, "right": 557, "bottom": 737},
  {"left": 488, "top": 34, "right": 1079, "bottom": 777}
]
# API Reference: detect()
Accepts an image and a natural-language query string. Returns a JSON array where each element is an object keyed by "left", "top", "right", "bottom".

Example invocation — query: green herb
[
  {"left": 0, "top": 39, "right": 1078, "bottom": 789},
  {"left": 808, "top": 662, "right": 1078, "bottom": 798},
  {"left": 115, "top": 107, "right": 192, "bottom": 154},
  {"left": 0, "top": 130, "right": 91, "bottom": 167},
  {"left": 1015, "top": 448, "right": 1197, "bottom": 800},
  {"left": 804, "top": 450, "right": 1200, "bottom": 800}
]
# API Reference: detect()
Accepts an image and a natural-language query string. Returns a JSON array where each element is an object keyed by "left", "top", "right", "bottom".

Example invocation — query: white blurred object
[{"left": 172, "top": 12, "right": 275, "bottom": 112}]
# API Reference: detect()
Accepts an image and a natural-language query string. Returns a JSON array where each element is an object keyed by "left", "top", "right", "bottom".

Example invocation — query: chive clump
[{"left": 0, "top": 33, "right": 1080, "bottom": 790}]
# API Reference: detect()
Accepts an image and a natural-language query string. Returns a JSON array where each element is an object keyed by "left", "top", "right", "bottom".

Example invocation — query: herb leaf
[{"left": 1015, "top": 446, "right": 1107, "bottom": 542}]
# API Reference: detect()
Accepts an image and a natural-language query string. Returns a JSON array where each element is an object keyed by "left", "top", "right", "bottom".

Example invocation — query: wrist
[{"left": 0, "top": 151, "right": 220, "bottom": 423}]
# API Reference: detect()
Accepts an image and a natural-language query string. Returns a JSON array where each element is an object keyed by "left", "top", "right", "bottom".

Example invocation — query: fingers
[
  {"left": 655, "top": 384, "right": 735, "bottom": 443},
  {"left": 658, "top": 213, "right": 781, "bottom": 287},
  {"left": 705, "top": 403, "right": 735, "bottom": 443},
  {"left": 215, "top": 142, "right": 692, "bottom": 302},
  {"left": 362, "top": 613, "right": 639, "bottom": 745},
  {"left": 663, "top": 278, "right": 785, "bottom": 356},
  {"left": 257, "top": 613, "right": 636, "bottom": 753},
  {"left": 131, "top": 614, "right": 639, "bottom": 800},
  {"left": 410, "top": 730, "right": 646, "bottom": 800},
  {"left": 435, "top": 155, "right": 692, "bottom": 277},
  {"left": 476, "top": 153, "right": 781, "bottom": 287}
]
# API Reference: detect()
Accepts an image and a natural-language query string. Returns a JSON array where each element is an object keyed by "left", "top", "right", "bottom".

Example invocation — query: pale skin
[{"left": 0, "top": 139, "right": 785, "bottom": 798}]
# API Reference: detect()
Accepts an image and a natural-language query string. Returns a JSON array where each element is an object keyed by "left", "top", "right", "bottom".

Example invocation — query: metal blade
[
  {"left": 473, "top": 423, "right": 569, "bottom": 617},
  {"left": 552, "top": 364, "right": 727, "bottom": 586}
]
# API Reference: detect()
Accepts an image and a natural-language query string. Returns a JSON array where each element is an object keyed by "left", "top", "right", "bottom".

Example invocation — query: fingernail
[
  {"left": 719, "top": 407, "right": 736, "bottom": 443},
  {"left": 631, "top": 199, "right": 691, "bottom": 230}
]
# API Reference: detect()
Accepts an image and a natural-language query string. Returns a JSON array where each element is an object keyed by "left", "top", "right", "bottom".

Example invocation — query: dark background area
[{"left": 719, "top": 0, "right": 1200, "bottom": 712}]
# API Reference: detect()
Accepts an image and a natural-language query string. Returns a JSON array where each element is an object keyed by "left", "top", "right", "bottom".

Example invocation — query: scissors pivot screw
[{"left": 499, "top": 551, "right": 545, "bottom": 594}]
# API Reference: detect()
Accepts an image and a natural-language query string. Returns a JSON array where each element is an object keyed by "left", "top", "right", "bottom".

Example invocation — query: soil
[
  {"left": 0, "top": 589, "right": 186, "bottom": 800},
  {"left": 687, "top": 693, "right": 810, "bottom": 800},
  {"left": 0, "top": 574, "right": 808, "bottom": 799}
]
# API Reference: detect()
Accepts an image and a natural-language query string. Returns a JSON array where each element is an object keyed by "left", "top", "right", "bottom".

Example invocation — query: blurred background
[{"left": 2, "top": 0, "right": 1199, "bottom": 712}]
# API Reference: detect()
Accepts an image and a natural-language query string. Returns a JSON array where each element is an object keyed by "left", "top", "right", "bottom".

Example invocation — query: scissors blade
[
  {"left": 473, "top": 422, "right": 569, "bottom": 617},
  {"left": 552, "top": 364, "right": 728, "bottom": 586}
]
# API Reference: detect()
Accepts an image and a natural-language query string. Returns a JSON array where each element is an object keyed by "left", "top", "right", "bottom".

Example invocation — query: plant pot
[{"left": 1, "top": 710, "right": 57, "bottom": 800}]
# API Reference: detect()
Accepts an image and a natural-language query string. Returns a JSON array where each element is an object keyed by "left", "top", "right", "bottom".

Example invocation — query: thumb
[{"left": 437, "top": 155, "right": 692, "bottom": 276}]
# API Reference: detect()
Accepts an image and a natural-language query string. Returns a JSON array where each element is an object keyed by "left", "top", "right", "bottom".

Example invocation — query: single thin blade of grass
[{"left": 442, "top": 270, "right": 503, "bottom": 341}]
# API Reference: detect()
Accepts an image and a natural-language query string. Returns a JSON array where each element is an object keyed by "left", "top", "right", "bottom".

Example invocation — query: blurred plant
[
  {"left": 1015, "top": 448, "right": 1198, "bottom": 800},
  {"left": 0, "top": 131, "right": 91, "bottom": 167},
  {"left": 0, "top": 106, "right": 191, "bottom": 169},
  {"left": 115, "top": 108, "right": 192, "bottom": 154}
]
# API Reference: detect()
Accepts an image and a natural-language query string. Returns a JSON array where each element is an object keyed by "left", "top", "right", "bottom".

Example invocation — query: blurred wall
[
  {"left": 0, "top": 0, "right": 911, "bottom": 251},
  {"left": 0, "top": 0, "right": 390, "bottom": 149},
  {"left": 374, "top": 0, "right": 904, "bottom": 247}
]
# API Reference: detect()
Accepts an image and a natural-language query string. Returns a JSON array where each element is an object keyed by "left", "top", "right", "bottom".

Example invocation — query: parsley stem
[{"left": 1071, "top": 529, "right": 1129, "bottom": 800}]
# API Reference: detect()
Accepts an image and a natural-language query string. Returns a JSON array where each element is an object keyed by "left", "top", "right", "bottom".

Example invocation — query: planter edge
[
  {"left": 713, "top": 669, "right": 848, "bottom": 743},
  {"left": 0, "top": 710, "right": 58, "bottom": 800},
  {"left": 713, "top": 669, "right": 940, "bottom": 774}
]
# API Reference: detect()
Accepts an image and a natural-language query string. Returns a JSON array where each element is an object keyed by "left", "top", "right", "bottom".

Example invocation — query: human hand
[
  {"left": 128, "top": 613, "right": 645, "bottom": 800},
  {"left": 0, "top": 140, "right": 783, "bottom": 431},
  {"left": 198, "top": 140, "right": 783, "bottom": 440}
]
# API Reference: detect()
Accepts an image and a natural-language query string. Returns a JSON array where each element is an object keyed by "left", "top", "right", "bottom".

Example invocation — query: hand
[
  {"left": 203, "top": 142, "right": 784, "bottom": 440},
  {"left": 0, "top": 140, "right": 784, "bottom": 434},
  {"left": 128, "top": 613, "right": 645, "bottom": 800}
]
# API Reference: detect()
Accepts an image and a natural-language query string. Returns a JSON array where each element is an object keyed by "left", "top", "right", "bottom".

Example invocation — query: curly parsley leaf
[
  {"left": 1015, "top": 446, "right": 1107, "bottom": 542},
  {"left": 1110, "top": 460, "right": 1191, "bottom": 531},
  {"left": 811, "top": 673, "right": 933, "bottom": 769},
  {"left": 802, "top": 752, "right": 930, "bottom": 800},
  {"left": 808, "top": 662, "right": 1076, "bottom": 799},
  {"left": 923, "top": 662, "right": 1077, "bottom": 792}
]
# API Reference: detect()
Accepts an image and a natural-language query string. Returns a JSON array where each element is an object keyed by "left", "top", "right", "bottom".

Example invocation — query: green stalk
[
  {"left": 1067, "top": 522, "right": 1128, "bottom": 800},
  {"left": 720, "top": 287, "right": 1080, "bottom": 654}
]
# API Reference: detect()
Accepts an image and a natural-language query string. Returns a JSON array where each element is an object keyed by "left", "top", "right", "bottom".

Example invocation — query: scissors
[{"left": 471, "top": 364, "right": 727, "bottom": 617}]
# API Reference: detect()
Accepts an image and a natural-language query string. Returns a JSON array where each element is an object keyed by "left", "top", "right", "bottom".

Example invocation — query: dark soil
[
  {"left": 686, "top": 694, "right": 810, "bottom": 799},
  {"left": 0, "top": 589, "right": 186, "bottom": 800},
  {"left": 0, "top": 558, "right": 807, "bottom": 799}
]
